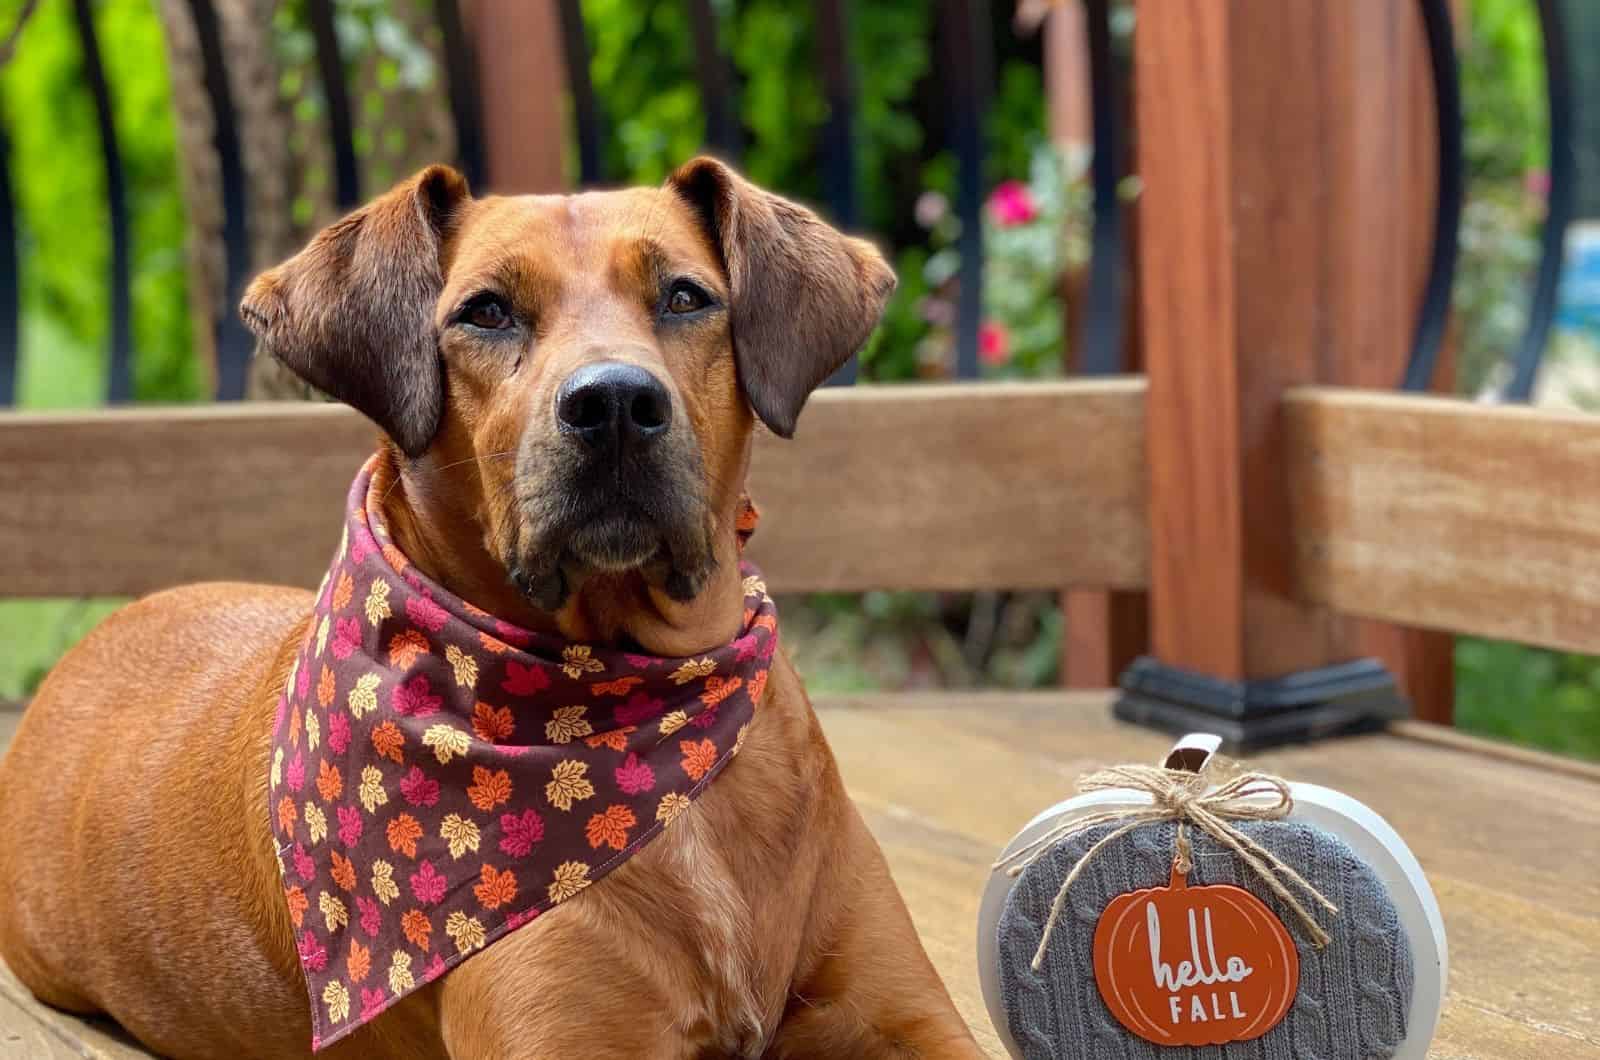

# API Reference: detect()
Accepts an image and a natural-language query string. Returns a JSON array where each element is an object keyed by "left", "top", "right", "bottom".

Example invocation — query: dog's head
[{"left": 242, "top": 159, "right": 892, "bottom": 615}]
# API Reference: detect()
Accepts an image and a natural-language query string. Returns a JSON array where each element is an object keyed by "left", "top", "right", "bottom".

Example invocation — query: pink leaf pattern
[
  {"left": 409, "top": 860, "right": 447, "bottom": 905},
  {"left": 331, "top": 617, "right": 363, "bottom": 660},
  {"left": 497, "top": 809, "right": 545, "bottom": 857},
  {"left": 399, "top": 766, "right": 441, "bottom": 808},
  {"left": 614, "top": 753, "right": 655, "bottom": 795},
  {"left": 271, "top": 458, "right": 773, "bottom": 1050},
  {"left": 391, "top": 675, "right": 442, "bottom": 718}
]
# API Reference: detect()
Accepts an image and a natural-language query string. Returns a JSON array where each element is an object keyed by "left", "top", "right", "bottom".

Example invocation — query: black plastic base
[{"left": 1113, "top": 656, "right": 1408, "bottom": 750}]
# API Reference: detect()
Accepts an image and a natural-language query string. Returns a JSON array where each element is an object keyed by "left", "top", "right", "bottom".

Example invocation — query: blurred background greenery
[{"left": 0, "top": 0, "right": 1595, "bottom": 760}]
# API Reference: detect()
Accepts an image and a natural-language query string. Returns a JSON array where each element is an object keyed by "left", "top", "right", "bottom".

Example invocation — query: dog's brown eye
[
  {"left": 666, "top": 281, "right": 710, "bottom": 316},
  {"left": 460, "top": 294, "right": 512, "bottom": 330}
]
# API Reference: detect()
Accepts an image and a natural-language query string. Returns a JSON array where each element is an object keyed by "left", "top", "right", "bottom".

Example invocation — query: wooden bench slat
[
  {"left": 1287, "top": 385, "right": 1600, "bottom": 655},
  {"left": 0, "top": 381, "right": 1149, "bottom": 598}
]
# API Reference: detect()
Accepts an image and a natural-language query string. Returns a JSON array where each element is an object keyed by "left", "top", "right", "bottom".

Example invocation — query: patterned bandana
[{"left": 270, "top": 455, "right": 775, "bottom": 1050}]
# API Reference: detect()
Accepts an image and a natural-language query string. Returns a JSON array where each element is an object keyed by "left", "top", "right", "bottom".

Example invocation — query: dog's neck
[{"left": 372, "top": 451, "right": 749, "bottom": 657}]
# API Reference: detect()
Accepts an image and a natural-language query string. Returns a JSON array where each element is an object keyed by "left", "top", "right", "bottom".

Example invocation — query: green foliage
[
  {"left": 1456, "top": 638, "right": 1600, "bottom": 759},
  {"left": 1, "top": 0, "right": 196, "bottom": 407}
]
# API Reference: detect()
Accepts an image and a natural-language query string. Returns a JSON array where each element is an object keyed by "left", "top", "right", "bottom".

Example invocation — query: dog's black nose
[{"left": 556, "top": 361, "right": 672, "bottom": 451}]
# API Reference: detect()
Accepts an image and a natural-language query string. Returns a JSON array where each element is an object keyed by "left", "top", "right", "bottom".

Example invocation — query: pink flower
[
  {"left": 410, "top": 860, "right": 447, "bottom": 905},
  {"left": 360, "top": 986, "right": 387, "bottom": 1022},
  {"left": 327, "top": 711, "right": 352, "bottom": 755},
  {"left": 732, "top": 635, "right": 761, "bottom": 662},
  {"left": 498, "top": 809, "right": 545, "bottom": 858},
  {"left": 502, "top": 660, "right": 551, "bottom": 696},
  {"left": 350, "top": 534, "right": 373, "bottom": 565},
  {"left": 298, "top": 932, "right": 328, "bottom": 972},
  {"left": 392, "top": 675, "right": 442, "bottom": 717},
  {"left": 357, "top": 895, "right": 382, "bottom": 938},
  {"left": 331, "top": 617, "right": 363, "bottom": 660},
  {"left": 615, "top": 693, "right": 665, "bottom": 727},
  {"left": 688, "top": 704, "right": 720, "bottom": 730},
  {"left": 286, "top": 751, "right": 306, "bottom": 792},
  {"left": 337, "top": 805, "right": 364, "bottom": 847},
  {"left": 296, "top": 660, "right": 311, "bottom": 701},
  {"left": 623, "top": 653, "right": 659, "bottom": 670},
  {"left": 406, "top": 592, "right": 450, "bottom": 633},
  {"left": 988, "top": 180, "right": 1037, "bottom": 226},
  {"left": 399, "top": 766, "right": 441, "bottom": 807},
  {"left": 978, "top": 321, "right": 1010, "bottom": 366},
  {"left": 615, "top": 753, "right": 655, "bottom": 795}
]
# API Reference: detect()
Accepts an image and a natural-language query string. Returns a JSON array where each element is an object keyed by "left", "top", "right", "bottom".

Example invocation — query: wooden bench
[
  {"left": 5, "top": 691, "right": 1597, "bottom": 1058},
  {"left": 4, "top": 384, "right": 1600, "bottom": 1058}
]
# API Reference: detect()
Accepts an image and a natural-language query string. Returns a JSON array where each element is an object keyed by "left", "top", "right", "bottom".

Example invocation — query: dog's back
[{"left": 0, "top": 584, "right": 317, "bottom": 1055}]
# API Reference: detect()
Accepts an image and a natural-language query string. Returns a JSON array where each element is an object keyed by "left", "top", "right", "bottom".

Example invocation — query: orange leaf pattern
[{"left": 272, "top": 457, "right": 775, "bottom": 1048}]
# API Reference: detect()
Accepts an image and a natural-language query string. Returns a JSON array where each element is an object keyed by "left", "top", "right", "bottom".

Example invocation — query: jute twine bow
[{"left": 993, "top": 764, "right": 1340, "bottom": 971}]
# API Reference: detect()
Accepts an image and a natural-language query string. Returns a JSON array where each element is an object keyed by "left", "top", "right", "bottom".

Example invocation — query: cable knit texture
[{"left": 997, "top": 821, "right": 1412, "bottom": 1059}]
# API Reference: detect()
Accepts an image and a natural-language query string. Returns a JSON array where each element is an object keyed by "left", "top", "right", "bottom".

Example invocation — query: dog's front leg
[{"left": 434, "top": 914, "right": 702, "bottom": 1060}]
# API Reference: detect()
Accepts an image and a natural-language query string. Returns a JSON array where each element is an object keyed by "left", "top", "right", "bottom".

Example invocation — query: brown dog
[{"left": 0, "top": 159, "right": 981, "bottom": 1059}]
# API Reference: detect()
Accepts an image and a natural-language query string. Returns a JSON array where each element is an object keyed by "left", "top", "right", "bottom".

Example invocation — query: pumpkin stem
[{"left": 1167, "top": 863, "right": 1189, "bottom": 890}]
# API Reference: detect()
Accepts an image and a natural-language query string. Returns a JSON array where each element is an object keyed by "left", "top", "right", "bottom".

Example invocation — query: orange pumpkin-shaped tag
[{"left": 1092, "top": 865, "right": 1299, "bottom": 1046}]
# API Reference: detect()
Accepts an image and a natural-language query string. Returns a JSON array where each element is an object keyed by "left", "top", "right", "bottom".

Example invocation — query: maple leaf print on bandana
[{"left": 271, "top": 456, "right": 775, "bottom": 1050}]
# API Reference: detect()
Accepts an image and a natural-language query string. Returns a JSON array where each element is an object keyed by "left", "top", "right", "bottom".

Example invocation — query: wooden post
[
  {"left": 1123, "top": 0, "right": 1440, "bottom": 741},
  {"left": 1047, "top": 2, "right": 1150, "bottom": 687},
  {"left": 469, "top": 0, "right": 569, "bottom": 193}
]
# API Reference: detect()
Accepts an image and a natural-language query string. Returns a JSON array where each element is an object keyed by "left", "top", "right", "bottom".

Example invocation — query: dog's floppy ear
[
  {"left": 240, "top": 165, "right": 469, "bottom": 457},
  {"left": 669, "top": 157, "right": 895, "bottom": 437}
]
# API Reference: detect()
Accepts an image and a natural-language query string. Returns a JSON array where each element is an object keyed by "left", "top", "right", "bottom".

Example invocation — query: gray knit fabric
[{"left": 997, "top": 821, "right": 1412, "bottom": 1060}]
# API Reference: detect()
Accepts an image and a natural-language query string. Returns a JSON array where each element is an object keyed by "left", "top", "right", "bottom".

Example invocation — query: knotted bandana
[{"left": 270, "top": 455, "right": 775, "bottom": 1050}]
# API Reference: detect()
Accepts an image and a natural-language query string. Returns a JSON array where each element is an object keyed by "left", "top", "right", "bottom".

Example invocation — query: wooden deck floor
[{"left": 4, "top": 692, "right": 1599, "bottom": 1058}]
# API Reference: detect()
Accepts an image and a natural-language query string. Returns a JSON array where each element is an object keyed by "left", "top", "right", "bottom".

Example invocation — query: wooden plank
[
  {"left": 1135, "top": 0, "right": 1357, "bottom": 680},
  {"left": 1286, "top": 386, "right": 1600, "bottom": 655},
  {"left": 5, "top": 692, "right": 1596, "bottom": 1056},
  {"left": 469, "top": 0, "right": 568, "bottom": 193},
  {"left": 0, "top": 380, "right": 1150, "bottom": 598},
  {"left": 0, "top": 963, "right": 149, "bottom": 1059}
]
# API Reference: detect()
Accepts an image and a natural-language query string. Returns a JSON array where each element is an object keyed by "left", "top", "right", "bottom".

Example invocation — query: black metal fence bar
[
  {"left": 1401, "top": 0, "right": 1464, "bottom": 392},
  {"left": 435, "top": 0, "right": 487, "bottom": 192},
  {"left": 308, "top": 0, "right": 360, "bottom": 210},
  {"left": 816, "top": 0, "right": 858, "bottom": 385},
  {"left": 71, "top": 0, "right": 132, "bottom": 403},
  {"left": 940, "top": 0, "right": 991, "bottom": 380},
  {"left": 1077, "top": 0, "right": 1125, "bottom": 375},
  {"left": 186, "top": 0, "right": 253, "bottom": 400},
  {"left": 556, "top": 0, "right": 604, "bottom": 184},
  {"left": 688, "top": 0, "right": 741, "bottom": 163},
  {"left": 1506, "top": 0, "right": 1574, "bottom": 401},
  {"left": 0, "top": 119, "right": 16, "bottom": 406}
]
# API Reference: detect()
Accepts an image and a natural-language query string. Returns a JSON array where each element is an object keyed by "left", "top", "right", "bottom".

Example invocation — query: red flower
[
  {"left": 498, "top": 809, "right": 545, "bottom": 857},
  {"left": 410, "top": 860, "right": 447, "bottom": 905},
  {"left": 399, "top": 766, "right": 441, "bottom": 808},
  {"left": 978, "top": 321, "right": 1010, "bottom": 366},
  {"left": 988, "top": 180, "right": 1038, "bottom": 225},
  {"left": 392, "top": 674, "right": 442, "bottom": 717},
  {"left": 614, "top": 752, "right": 655, "bottom": 795}
]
